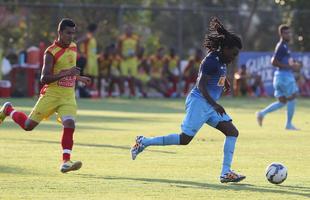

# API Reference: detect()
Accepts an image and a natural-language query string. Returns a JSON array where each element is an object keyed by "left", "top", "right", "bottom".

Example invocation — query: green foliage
[
  {"left": 0, "top": 0, "right": 310, "bottom": 58},
  {"left": 275, "top": 0, "right": 310, "bottom": 51}
]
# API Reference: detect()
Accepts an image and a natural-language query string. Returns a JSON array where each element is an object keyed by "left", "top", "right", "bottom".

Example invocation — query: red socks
[
  {"left": 6, "top": 106, "right": 27, "bottom": 130},
  {"left": 62, "top": 128, "right": 74, "bottom": 161}
]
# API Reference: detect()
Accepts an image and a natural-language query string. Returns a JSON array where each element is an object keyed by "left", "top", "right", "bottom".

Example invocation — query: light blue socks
[
  {"left": 221, "top": 136, "right": 237, "bottom": 176},
  {"left": 142, "top": 134, "right": 180, "bottom": 147},
  {"left": 286, "top": 99, "right": 296, "bottom": 127},
  {"left": 260, "top": 101, "right": 285, "bottom": 116}
]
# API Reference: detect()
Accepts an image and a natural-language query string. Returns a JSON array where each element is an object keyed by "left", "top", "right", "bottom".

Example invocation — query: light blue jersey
[
  {"left": 181, "top": 51, "right": 231, "bottom": 136},
  {"left": 272, "top": 40, "right": 298, "bottom": 97}
]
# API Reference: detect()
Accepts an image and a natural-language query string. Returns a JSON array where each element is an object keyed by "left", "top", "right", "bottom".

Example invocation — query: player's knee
[
  {"left": 63, "top": 119, "right": 75, "bottom": 129},
  {"left": 231, "top": 128, "right": 239, "bottom": 137},
  {"left": 278, "top": 97, "right": 287, "bottom": 104},
  {"left": 180, "top": 133, "right": 193, "bottom": 145},
  {"left": 24, "top": 120, "right": 36, "bottom": 131},
  {"left": 24, "top": 125, "right": 34, "bottom": 131},
  {"left": 287, "top": 94, "right": 296, "bottom": 101}
]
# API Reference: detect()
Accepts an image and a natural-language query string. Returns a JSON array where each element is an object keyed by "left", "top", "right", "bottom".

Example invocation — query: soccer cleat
[
  {"left": 256, "top": 111, "right": 264, "bottom": 127},
  {"left": 220, "top": 170, "right": 246, "bottom": 183},
  {"left": 60, "top": 160, "right": 82, "bottom": 173},
  {"left": 131, "top": 136, "right": 145, "bottom": 160},
  {"left": 0, "top": 102, "right": 12, "bottom": 125}
]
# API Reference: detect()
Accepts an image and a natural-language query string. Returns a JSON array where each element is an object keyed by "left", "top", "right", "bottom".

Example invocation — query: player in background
[
  {"left": 0, "top": 18, "right": 91, "bottom": 173},
  {"left": 107, "top": 44, "right": 123, "bottom": 97},
  {"left": 148, "top": 47, "right": 170, "bottom": 97},
  {"left": 117, "top": 25, "right": 140, "bottom": 97},
  {"left": 131, "top": 17, "right": 246, "bottom": 183},
  {"left": 256, "top": 24, "right": 302, "bottom": 130},
  {"left": 164, "top": 47, "right": 181, "bottom": 97},
  {"left": 77, "top": 23, "right": 99, "bottom": 89}
]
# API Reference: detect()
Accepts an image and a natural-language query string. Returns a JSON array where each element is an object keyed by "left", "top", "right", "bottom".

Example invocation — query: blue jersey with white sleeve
[{"left": 191, "top": 51, "right": 226, "bottom": 101}]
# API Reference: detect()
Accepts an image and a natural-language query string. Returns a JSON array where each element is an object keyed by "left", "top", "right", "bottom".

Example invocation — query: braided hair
[{"left": 204, "top": 17, "right": 242, "bottom": 52}]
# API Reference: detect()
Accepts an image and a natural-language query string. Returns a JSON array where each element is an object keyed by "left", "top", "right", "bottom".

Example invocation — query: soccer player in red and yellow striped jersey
[{"left": 0, "top": 18, "right": 91, "bottom": 173}]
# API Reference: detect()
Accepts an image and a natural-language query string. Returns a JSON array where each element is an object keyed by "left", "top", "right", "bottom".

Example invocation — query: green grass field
[{"left": 0, "top": 97, "right": 309, "bottom": 200}]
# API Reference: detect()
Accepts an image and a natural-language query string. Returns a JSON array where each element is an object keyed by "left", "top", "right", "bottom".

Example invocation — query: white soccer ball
[{"left": 265, "top": 162, "right": 288, "bottom": 184}]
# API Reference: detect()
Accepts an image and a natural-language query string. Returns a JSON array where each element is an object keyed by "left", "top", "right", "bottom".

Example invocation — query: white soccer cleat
[
  {"left": 131, "top": 136, "right": 145, "bottom": 160},
  {"left": 0, "top": 102, "right": 12, "bottom": 125},
  {"left": 60, "top": 160, "right": 82, "bottom": 173}
]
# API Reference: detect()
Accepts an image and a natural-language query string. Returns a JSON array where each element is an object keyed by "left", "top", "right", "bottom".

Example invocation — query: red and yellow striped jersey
[{"left": 41, "top": 41, "right": 77, "bottom": 97}]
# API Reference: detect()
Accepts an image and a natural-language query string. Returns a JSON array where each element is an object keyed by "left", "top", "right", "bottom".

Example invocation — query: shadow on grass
[
  {"left": 95, "top": 176, "right": 310, "bottom": 198},
  {"left": 1, "top": 138, "right": 176, "bottom": 155},
  {"left": 77, "top": 115, "right": 154, "bottom": 123},
  {"left": 78, "top": 99, "right": 185, "bottom": 114},
  {"left": 2, "top": 123, "right": 124, "bottom": 132},
  {"left": 0, "top": 165, "right": 29, "bottom": 175}
]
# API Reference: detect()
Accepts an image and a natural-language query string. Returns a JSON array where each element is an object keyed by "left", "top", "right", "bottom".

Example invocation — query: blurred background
[{"left": 0, "top": 0, "right": 309, "bottom": 99}]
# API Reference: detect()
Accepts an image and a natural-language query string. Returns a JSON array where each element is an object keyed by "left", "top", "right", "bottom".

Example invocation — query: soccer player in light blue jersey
[
  {"left": 256, "top": 24, "right": 302, "bottom": 130},
  {"left": 131, "top": 17, "right": 245, "bottom": 183}
]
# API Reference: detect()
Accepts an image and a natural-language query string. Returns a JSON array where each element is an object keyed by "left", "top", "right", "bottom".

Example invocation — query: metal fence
[{"left": 1, "top": 2, "right": 309, "bottom": 58}]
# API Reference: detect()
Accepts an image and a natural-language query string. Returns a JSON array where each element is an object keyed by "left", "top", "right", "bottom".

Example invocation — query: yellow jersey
[
  {"left": 166, "top": 55, "right": 180, "bottom": 71},
  {"left": 150, "top": 55, "right": 165, "bottom": 78},
  {"left": 79, "top": 34, "right": 98, "bottom": 76},
  {"left": 41, "top": 41, "right": 77, "bottom": 98},
  {"left": 119, "top": 34, "right": 139, "bottom": 57}
]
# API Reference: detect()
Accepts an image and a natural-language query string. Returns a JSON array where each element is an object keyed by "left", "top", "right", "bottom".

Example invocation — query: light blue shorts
[
  {"left": 181, "top": 95, "right": 232, "bottom": 137},
  {"left": 273, "top": 75, "right": 298, "bottom": 98}
]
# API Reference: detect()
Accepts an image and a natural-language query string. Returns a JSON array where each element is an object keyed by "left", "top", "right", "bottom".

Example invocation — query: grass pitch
[{"left": 0, "top": 97, "right": 309, "bottom": 200}]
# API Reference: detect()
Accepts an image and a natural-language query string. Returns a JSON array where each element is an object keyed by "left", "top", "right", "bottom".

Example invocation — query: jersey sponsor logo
[
  {"left": 57, "top": 76, "right": 76, "bottom": 87},
  {"left": 217, "top": 76, "right": 226, "bottom": 86}
]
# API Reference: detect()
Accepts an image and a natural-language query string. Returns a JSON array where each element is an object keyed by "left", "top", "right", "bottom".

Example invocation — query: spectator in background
[
  {"left": 298, "top": 73, "right": 310, "bottom": 97},
  {"left": 77, "top": 23, "right": 99, "bottom": 90},
  {"left": 233, "top": 64, "right": 249, "bottom": 96},
  {"left": 183, "top": 48, "right": 203, "bottom": 95},
  {"left": 249, "top": 73, "right": 266, "bottom": 97},
  {"left": 135, "top": 47, "right": 149, "bottom": 98},
  {"left": 98, "top": 46, "right": 113, "bottom": 97},
  {"left": 164, "top": 47, "right": 181, "bottom": 97},
  {"left": 149, "top": 47, "right": 170, "bottom": 97},
  {"left": 107, "top": 44, "right": 123, "bottom": 97}
]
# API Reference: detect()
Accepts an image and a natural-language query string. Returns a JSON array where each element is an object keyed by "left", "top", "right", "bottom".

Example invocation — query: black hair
[
  {"left": 58, "top": 18, "right": 75, "bottom": 31},
  {"left": 278, "top": 24, "right": 290, "bottom": 35},
  {"left": 87, "top": 23, "right": 98, "bottom": 33},
  {"left": 204, "top": 17, "right": 242, "bottom": 52}
]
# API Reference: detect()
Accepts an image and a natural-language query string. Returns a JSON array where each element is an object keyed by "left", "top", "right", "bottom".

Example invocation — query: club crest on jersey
[{"left": 217, "top": 76, "right": 226, "bottom": 86}]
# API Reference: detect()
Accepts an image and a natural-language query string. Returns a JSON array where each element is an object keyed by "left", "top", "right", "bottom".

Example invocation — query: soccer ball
[{"left": 265, "top": 162, "right": 288, "bottom": 184}]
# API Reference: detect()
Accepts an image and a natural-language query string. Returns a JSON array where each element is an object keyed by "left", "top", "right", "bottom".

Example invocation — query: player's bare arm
[
  {"left": 40, "top": 52, "right": 80, "bottom": 85},
  {"left": 271, "top": 57, "right": 300, "bottom": 70},
  {"left": 76, "top": 75, "right": 91, "bottom": 85},
  {"left": 198, "top": 73, "right": 226, "bottom": 115}
]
